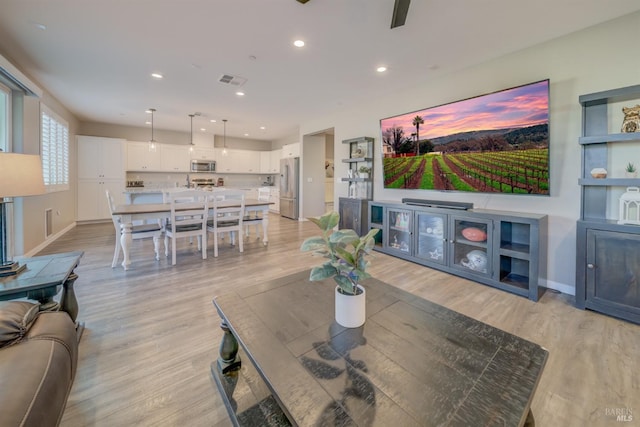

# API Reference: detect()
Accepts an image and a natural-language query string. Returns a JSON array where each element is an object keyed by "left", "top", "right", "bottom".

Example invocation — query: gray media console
[{"left": 369, "top": 200, "right": 548, "bottom": 301}]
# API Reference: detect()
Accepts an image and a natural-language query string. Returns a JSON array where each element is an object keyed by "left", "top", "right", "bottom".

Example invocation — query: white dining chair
[
  {"left": 244, "top": 186, "right": 270, "bottom": 239},
  {"left": 164, "top": 190, "right": 209, "bottom": 265},
  {"left": 106, "top": 190, "right": 164, "bottom": 268},
  {"left": 207, "top": 190, "right": 245, "bottom": 257}
]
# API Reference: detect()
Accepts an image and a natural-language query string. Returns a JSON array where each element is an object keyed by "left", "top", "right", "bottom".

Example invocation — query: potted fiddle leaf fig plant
[{"left": 301, "top": 211, "right": 379, "bottom": 328}]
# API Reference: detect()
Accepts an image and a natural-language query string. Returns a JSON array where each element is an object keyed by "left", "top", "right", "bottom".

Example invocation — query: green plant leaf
[
  {"left": 301, "top": 236, "right": 327, "bottom": 252},
  {"left": 334, "top": 274, "right": 356, "bottom": 295},
  {"left": 309, "top": 264, "right": 337, "bottom": 281}
]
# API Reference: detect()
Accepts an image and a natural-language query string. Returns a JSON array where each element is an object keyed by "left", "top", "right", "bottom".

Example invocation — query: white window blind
[{"left": 41, "top": 105, "right": 69, "bottom": 192}]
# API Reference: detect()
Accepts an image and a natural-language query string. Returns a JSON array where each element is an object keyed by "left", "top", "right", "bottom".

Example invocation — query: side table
[{"left": 0, "top": 251, "right": 84, "bottom": 338}]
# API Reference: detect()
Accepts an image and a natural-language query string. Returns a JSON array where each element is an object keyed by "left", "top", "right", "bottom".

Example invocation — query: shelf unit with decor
[
  {"left": 339, "top": 137, "right": 374, "bottom": 235},
  {"left": 369, "top": 201, "right": 547, "bottom": 301},
  {"left": 576, "top": 84, "right": 640, "bottom": 324}
]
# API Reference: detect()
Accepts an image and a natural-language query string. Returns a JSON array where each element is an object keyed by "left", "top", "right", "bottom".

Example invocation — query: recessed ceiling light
[
  {"left": 236, "top": 91, "right": 245, "bottom": 96},
  {"left": 200, "top": 128, "right": 206, "bottom": 132},
  {"left": 376, "top": 66, "right": 387, "bottom": 73},
  {"left": 151, "top": 73, "right": 164, "bottom": 79},
  {"left": 260, "top": 126, "right": 266, "bottom": 130},
  {"left": 244, "top": 133, "right": 249, "bottom": 137},
  {"left": 210, "top": 119, "right": 217, "bottom": 123},
  {"left": 145, "top": 109, "right": 153, "bottom": 114},
  {"left": 293, "top": 40, "right": 305, "bottom": 48},
  {"left": 145, "top": 121, "right": 151, "bottom": 125}
]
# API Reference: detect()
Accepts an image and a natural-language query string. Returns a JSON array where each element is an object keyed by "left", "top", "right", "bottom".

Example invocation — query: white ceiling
[{"left": 1, "top": 0, "right": 639, "bottom": 141}]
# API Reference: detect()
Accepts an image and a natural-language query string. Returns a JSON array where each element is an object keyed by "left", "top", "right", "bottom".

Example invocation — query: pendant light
[
  {"left": 189, "top": 114, "right": 195, "bottom": 152},
  {"left": 222, "top": 119, "right": 228, "bottom": 156},
  {"left": 148, "top": 108, "right": 157, "bottom": 152}
]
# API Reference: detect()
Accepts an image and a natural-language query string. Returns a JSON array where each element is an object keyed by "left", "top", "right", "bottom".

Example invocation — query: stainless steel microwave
[{"left": 190, "top": 160, "right": 216, "bottom": 172}]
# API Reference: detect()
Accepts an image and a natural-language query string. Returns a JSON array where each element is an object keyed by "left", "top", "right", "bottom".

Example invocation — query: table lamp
[{"left": 0, "top": 152, "right": 45, "bottom": 276}]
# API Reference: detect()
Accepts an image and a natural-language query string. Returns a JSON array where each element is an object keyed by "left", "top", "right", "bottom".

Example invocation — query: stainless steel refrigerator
[{"left": 279, "top": 157, "right": 299, "bottom": 219}]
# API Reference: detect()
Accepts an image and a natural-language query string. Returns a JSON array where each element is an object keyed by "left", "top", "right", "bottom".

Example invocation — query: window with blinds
[{"left": 41, "top": 105, "right": 69, "bottom": 192}]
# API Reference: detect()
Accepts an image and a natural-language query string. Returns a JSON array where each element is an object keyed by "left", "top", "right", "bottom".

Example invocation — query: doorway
[{"left": 300, "top": 128, "right": 334, "bottom": 219}]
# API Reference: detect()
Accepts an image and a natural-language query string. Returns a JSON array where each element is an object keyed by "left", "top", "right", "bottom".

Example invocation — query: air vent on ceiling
[{"left": 218, "top": 74, "right": 247, "bottom": 87}]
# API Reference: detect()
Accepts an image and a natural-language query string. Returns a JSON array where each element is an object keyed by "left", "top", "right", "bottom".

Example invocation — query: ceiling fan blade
[
  {"left": 390, "top": 0, "right": 411, "bottom": 29},
  {"left": 296, "top": 0, "right": 310, "bottom": 3}
]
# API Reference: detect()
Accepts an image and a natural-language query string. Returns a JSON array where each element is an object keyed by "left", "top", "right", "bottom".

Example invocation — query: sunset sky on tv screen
[{"left": 380, "top": 80, "right": 549, "bottom": 139}]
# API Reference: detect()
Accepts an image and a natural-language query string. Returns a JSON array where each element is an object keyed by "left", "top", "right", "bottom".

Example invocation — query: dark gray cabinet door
[
  {"left": 338, "top": 198, "right": 368, "bottom": 236},
  {"left": 586, "top": 229, "right": 640, "bottom": 322}
]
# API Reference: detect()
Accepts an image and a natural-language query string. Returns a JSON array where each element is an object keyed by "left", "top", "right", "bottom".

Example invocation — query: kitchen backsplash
[{"left": 125, "top": 172, "right": 277, "bottom": 188}]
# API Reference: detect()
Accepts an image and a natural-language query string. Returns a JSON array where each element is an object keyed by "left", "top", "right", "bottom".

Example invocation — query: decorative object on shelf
[
  {"left": 621, "top": 105, "right": 640, "bottom": 133},
  {"left": 0, "top": 153, "right": 45, "bottom": 276},
  {"left": 394, "top": 212, "right": 410, "bottom": 229},
  {"left": 300, "top": 211, "right": 379, "bottom": 328},
  {"left": 590, "top": 167, "right": 607, "bottom": 178},
  {"left": 617, "top": 187, "right": 640, "bottom": 225},
  {"left": 461, "top": 250, "right": 488, "bottom": 273},
  {"left": 358, "top": 165, "right": 371, "bottom": 179},
  {"left": 461, "top": 227, "right": 487, "bottom": 242},
  {"left": 350, "top": 146, "right": 365, "bottom": 158},
  {"left": 625, "top": 162, "right": 637, "bottom": 178}
]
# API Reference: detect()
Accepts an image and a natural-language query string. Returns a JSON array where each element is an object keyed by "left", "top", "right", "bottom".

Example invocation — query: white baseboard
[
  {"left": 24, "top": 222, "right": 77, "bottom": 257},
  {"left": 541, "top": 279, "right": 575, "bottom": 296}
]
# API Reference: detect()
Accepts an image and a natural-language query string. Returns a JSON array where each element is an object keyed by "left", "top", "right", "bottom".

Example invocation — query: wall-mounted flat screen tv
[{"left": 380, "top": 79, "right": 549, "bottom": 195}]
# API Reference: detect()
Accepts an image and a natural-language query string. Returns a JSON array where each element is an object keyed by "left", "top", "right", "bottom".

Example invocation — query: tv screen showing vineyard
[{"left": 380, "top": 79, "right": 550, "bottom": 195}]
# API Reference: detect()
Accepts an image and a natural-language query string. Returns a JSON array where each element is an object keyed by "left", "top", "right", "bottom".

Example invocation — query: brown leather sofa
[{"left": 0, "top": 301, "right": 78, "bottom": 427}]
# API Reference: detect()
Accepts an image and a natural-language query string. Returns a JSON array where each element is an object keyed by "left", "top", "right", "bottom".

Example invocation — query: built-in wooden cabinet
[
  {"left": 77, "top": 136, "right": 125, "bottom": 221},
  {"left": 370, "top": 201, "right": 547, "bottom": 301},
  {"left": 576, "top": 84, "right": 640, "bottom": 323}
]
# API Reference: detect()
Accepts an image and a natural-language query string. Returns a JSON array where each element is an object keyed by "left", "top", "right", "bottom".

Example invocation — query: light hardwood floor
[{"left": 38, "top": 215, "right": 638, "bottom": 427}]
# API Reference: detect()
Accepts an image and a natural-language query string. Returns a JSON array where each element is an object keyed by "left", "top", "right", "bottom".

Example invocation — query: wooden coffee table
[{"left": 211, "top": 270, "right": 547, "bottom": 426}]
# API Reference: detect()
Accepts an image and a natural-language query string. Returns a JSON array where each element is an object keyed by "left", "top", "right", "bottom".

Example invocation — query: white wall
[{"left": 297, "top": 12, "right": 640, "bottom": 294}]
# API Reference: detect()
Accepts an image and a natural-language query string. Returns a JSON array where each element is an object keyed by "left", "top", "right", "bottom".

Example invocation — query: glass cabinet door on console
[
  {"left": 386, "top": 208, "right": 412, "bottom": 255},
  {"left": 450, "top": 217, "right": 492, "bottom": 277},
  {"left": 415, "top": 212, "right": 447, "bottom": 265}
]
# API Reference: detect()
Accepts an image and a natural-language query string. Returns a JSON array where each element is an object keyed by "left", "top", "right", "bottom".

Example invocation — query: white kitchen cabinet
[
  {"left": 270, "top": 149, "right": 282, "bottom": 173},
  {"left": 127, "top": 141, "right": 161, "bottom": 171},
  {"left": 77, "top": 180, "right": 125, "bottom": 221},
  {"left": 161, "top": 144, "right": 190, "bottom": 172},
  {"left": 190, "top": 147, "right": 216, "bottom": 161},
  {"left": 215, "top": 148, "right": 261, "bottom": 173},
  {"left": 281, "top": 143, "right": 300, "bottom": 158},
  {"left": 260, "top": 151, "right": 271, "bottom": 173},
  {"left": 78, "top": 136, "right": 125, "bottom": 179},
  {"left": 77, "top": 136, "right": 126, "bottom": 221}
]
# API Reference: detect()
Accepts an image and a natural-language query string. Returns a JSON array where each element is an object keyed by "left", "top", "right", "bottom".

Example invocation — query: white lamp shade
[{"left": 0, "top": 153, "right": 46, "bottom": 198}]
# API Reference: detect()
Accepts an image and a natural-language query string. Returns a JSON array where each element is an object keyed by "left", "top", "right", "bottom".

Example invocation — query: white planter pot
[{"left": 335, "top": 285, "right": 366, "bottom": 328}]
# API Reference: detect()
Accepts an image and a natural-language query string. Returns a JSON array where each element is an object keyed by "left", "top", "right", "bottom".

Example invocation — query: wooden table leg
[
  {"left": 60, "top": 272, "right": 85, "bottom": 341},
  {"left": 261, "top": 210, "right": 269, "bottom": 246},
  {"left": 217, "top": 320, "right": 241, "bottom": 374},
  {"left": 120, "top": 221, "right": 133, "bottom": 270},
  {"left": 60, "top": 273, "right": 79, "bottom": 322}
]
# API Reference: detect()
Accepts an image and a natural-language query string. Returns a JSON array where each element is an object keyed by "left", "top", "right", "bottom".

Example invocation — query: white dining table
[{"left": 111, "top": 199, "right": 272, "bottom": 270}]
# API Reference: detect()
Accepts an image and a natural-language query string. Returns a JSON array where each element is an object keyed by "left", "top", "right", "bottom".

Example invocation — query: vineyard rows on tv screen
[{"left": 380, "top": 80, "right": 550, "bottom": 195}]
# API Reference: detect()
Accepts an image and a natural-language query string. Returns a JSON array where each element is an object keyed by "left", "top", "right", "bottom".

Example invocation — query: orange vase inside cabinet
[{"left": 461, "top": 227, "right": 487, "bottom": 242}]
